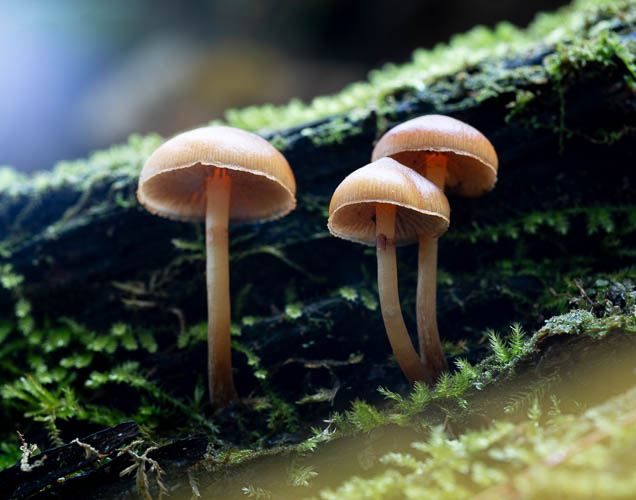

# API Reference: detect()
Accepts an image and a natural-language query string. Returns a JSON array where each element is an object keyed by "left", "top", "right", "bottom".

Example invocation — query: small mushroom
[
  {"left": 137, "top": 126, "right": 296, "bottom": 408},
  {"left": 372, "top": 114, "right": 498, "bottom": 378},
  {"left": 328, "top": 158, "right": 449, "bottom": 383}
]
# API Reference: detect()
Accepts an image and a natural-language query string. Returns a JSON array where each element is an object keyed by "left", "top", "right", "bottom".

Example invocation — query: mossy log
[
  {"left": 0, "top": 2, "right": 635, "bottom": 497},
  {"left": 192, "top": 321, "right": 636, "bottom": 499},
  {"left": 1, "top": 17, "right": 633, "bottom": 396}
]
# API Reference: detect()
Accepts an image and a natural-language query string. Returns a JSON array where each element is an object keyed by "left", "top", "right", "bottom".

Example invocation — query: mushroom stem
[
  {"left": 416, "top": 234, "right": 448, "bottom": 378},
  {"left": 205, "top": 169, "right": 237, "bottom": 407},
  {"left": 376, "top": 203, "right": 430, "bottom": 383},
  {"left": 414, "top": 153, "right": 449, "bottom": 380}
]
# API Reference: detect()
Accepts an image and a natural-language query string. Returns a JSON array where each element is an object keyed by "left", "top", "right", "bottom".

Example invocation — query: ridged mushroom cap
[
  {"left": 328, "top": 158, "right": 450, "bottom": 247},
  {"left": 137, "top": 126, "right": 296, "bottom": 223},
  {"left": 372, "top": 114, "right": 498, "bottom": 197}
]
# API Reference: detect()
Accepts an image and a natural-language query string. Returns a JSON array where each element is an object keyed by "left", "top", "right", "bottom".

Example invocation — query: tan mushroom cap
[
  {"left": 137, "top": 126, "right": 296, "bottom": 223},
  {"left": 328, "top": 158, "right": 450, "bottom": 247},
  {"left": 371, "top": 114, "right": 498, "bottom": 197}
]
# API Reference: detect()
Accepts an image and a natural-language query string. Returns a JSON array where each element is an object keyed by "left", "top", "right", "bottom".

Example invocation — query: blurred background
[{"left": 0, "top": 0, "right": 569, "bottom": 173}]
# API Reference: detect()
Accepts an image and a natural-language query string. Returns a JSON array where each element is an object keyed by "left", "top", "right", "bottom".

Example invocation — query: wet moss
[{"left": 0, "top": 2, "right": 635, "bottom": 498}]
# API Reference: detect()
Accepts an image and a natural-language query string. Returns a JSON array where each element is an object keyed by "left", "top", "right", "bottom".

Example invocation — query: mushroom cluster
[
  {"left": 372, "top": 114, "right": 498, "bottom": 381},
  {"left": 137, "top": 114, "right": 496, "bottom": 408},
  {"left": 138, "top": 126, "right": 296, "bottom": 408},
  {"left": 328, "top": 158, "right": 449, "bottom": 382}
]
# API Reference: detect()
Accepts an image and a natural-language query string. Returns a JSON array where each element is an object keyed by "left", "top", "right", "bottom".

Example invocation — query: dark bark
[
  {"left": 0, "top": 422, "right": 139, "bottom": 500},
  {"left": 31, "top": 434, "right": 209, "bottom": 500}
]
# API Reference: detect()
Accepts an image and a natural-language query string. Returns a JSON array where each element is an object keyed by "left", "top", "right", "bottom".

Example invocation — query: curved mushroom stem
[
  {"left": 417, "top": 234, "right": 448, "bottom": 378},
  {"left": 416, "top": 153, "right": 448, "bottom": 380},
  {"left": 206, "top": 169, "right": 237, "bottom": 408},
  {"left": 376, "top": 203, "right": 430, "bottom": 383}
]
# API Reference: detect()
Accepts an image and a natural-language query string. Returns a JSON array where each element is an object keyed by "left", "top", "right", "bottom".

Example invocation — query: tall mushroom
[
  {"left": 137, "top": 126, "right": 296, "bottom": 408},
  {"left": 328, "top": 158, "right": 449, "bottom": 383},
  {"left": 372, "top": 114, "right": 498, "bottom": 379}
]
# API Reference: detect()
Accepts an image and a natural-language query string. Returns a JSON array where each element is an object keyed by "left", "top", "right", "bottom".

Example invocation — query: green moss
[
  {"left": 0, "top": 265, "right": 24, "bottom": 290},
  {"left": 338, "top": 286, "right": 358, "bottom": 302},
  {"left": 285, "top": 303, "right": 304, "bottom": 320},
  {"left": 446, "top": 205, "right": 634, "bottom": 244},
  {"left": 538, "top": 309, "right": 636, "bottom": 340},
  {"left": 541, "top": 28, "right": 636, "bottom": 150},
  {"left": 233, "top": 340, "right": 268, "bottom": 380},
  {"left": 360, "top": 289, "right": 379, "bottom": 311},
  {"left": 268, "top": 134, "right": 291, "bottom": 152},
  {"left": 0, "top": 2, "right": 634, "bottom": 493},
  {"left": 219, "top": 0, "right": 628, "bottom": 133},
  {"left": 300, "top": 117, "right": 364, "bottom": 148},
  {"left": 539, "top": 309, "right": 596, "bottom": 335},
  {"left": 0, "top": 134, "right": 162, "bottom": 197},
  {"left": 317, "top": 384, "right": 636, "bottom": 499}
]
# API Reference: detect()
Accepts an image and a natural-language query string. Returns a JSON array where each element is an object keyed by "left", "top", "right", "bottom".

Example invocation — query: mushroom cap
[
  {"left": 137, "top": 126, "right": 296, "bottom": 223},
  {"left": 328, "top": 158, "right": 450, "bottom": 247},
  {"left": 371, "top": 114, "right": 498, "bottom": 197}
]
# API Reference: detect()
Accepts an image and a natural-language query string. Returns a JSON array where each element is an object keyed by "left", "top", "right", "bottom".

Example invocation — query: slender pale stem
[
  {"left": 417, "top": 234, "right": 448, "bottom": 378},
  {"left": 206, "top": 169, "right": 236, "bottom": 407},
  {"left": 416, "top": 153, "right": 449, "bottom": 380},
  {"left": 376, "top": 203, "right": 430, "bottom": 383}
]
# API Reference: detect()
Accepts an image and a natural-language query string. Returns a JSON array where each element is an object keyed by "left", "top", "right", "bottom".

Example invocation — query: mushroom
[
  {"left": 137, "top": 126, "right": 296, "bottom": 408},
  {"left": 328, "top": 157, "right": 449, "bottom": 383},
  {"left": 372, "top": 114, "right": 498, "bottom": 378}
]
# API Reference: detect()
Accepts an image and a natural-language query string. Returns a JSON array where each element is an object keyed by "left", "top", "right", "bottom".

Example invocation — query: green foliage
[
  {"left": 0, "top": 308, "right": 219, "bottom": 452},
  {"left": 177, "top": 321, "right": 207, "bottom": 348},
  {"left": 85, "top": 361, "right": 148, "bottom": 389},
  {"left": 331, "top": 304, "right": 632, "bottom": 440},
  {"left": 0, "top": 264, "right": 24, "bottom": 290},
  {"left": 359, "top": 289, "right": 379, "bottom": 311},
  {"left": 232, "top": 341, "right": 268, "bottom": 380},
  {"left": 219, "top": 0, "right": 624, "bottom": 133},
  {"left": 318, "top": 385, "right": 636, "bottom": 499},
  {"left": 138, "top": 329, "right": 158, "bottom": 353},
  {"left": 300, "top": 117, "right": 363, "bottom": 147},
  {"left": 2, "top": 376, "right": 84, "bottom": 446},
  {"left": 503, "top": 373, "right": 561, "bottom": 415},
  {"left": 288, "top": 462, "right": 319, "bottom": 488},
  {"left": 487, "top": 330, "right": 511, "bottom": 365},
  {"left": 266, "top": 393, "right": 300, "bottom": 434},
  {"left": 486, "top": 323, "right": 529, "bottom": 368},
  {"left": 345, "top": 400, "right": 387, "bottom": 433},
  {"left": 297, "top": 426, "right": 335, "bottom": 454},
  {"left": 504, "top": 15, "right": 636, "bottom": 151},
  {"left": 0, "top": 439, "right": 22, "bottom": 470},
  {"left": 335, "top": 336, "right": 506, "bottom": 433},
  {"left": 285, "top": 302, "right": 304, "bottom": 320},
  {"left": 447, "top": 205, "right": 634, "bottom": 244},
  {"left": 338, "top": 286, "right": 358, "bottom": 302},
  {"left": 508, "top": 323, "right": 526, "bottom": 356},
  {"left": 0, "top": 134, "right": 162, "bottom": 198}
]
